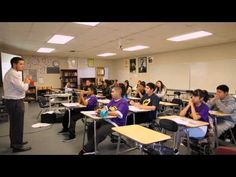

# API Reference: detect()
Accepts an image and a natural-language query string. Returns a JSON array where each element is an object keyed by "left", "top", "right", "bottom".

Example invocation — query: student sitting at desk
[
  {"left": 155, "top": 80, "right": 167, "bottom": 100},
  {"left": 128, "top": 82, "right": 160, "bottom": 124},
  {"left": 136, "top": 80, "right": 141, "bottom": 90},
  {"left": 65, "top": 82, "right": 73, "bottom": 93},
  {"left": 207, "top": 84, "right": 236, "bottom": 138},
  {"left": 179, "top": 89, "right": 209, "bottom": 139},
  {"left": 119, "top": 83, "right": 128, "bottom": 100},
  {"left": 135, "top": 81, "right": 146, "bottom": 98},
  {"left": 124, "top": 80, "right": 132, "bottom": 97},
  {"left": 58, "top": 86, "right": 98, "bottom": 142},
  {"left": 102, "top": 80, "right": 111, "bottom": 99},
  {"left": 78, "top": 86, "right": 129, "bottom": 155}
]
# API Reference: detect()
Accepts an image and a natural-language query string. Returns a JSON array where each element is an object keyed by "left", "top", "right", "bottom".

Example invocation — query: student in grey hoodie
[{"left": 207, "top": 85, "right": 236, "bottom": 137}]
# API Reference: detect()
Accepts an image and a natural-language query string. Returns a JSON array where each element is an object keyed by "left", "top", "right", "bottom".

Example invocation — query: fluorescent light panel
[
  {"left": 37, "top": 48, "right": 55, "bottom": 53},
  {"left": 74, "top": 22, "right": 100, "bottom": 26},
  {"left": 123, "top": 45, "right": 149, "bottom": 51},
  {"left": 167, "top": 31, "right": 213, "bottom": 42},
  {"left": 48, "top": 35, "right": 74, "bottom": 44},
  {"left": 97, "top": 53, "right": 116, "bottom": 57}
]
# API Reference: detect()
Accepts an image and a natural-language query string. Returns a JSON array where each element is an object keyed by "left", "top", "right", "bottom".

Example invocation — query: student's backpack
[{"left": 143, "top": 144, "right": 175, "bottom": 155}]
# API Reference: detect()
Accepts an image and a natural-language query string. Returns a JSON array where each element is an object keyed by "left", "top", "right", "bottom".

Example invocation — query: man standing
[{"left": 3, "top": 57, "right": 32, "bottom": 152}]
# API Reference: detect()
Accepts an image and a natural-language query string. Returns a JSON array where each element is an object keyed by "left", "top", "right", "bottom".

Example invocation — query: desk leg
[
  {"left": 68, "top": 108, "right": 71, "bottom": 128},
  {"left": 186, "top": 129, "right": 190, "bottom": 155},
  {"left": 94, "top": 120, "right": 97, "bottom": 154},
  {"left": 133, "top": 113, "right": 136, "bottom": 124},
  {"left": 49, "top": 100, "right": 52, "bottom": 111},
  {"left": 116, "top": 135, "right": 121, "bottom": 154},
  {"left": 213, "top": 116, "right": 219, "bottom": 147},
  {"left": 82, "top": 116, "right": 87, "bottom": 148}
]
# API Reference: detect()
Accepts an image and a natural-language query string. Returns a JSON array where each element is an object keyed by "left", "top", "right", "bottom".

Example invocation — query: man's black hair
[
  {"left": 10, "top": 57, "right": 24, "bottom": 68},
  {"left": 216, "top": 84, "right": 229, "bottom": 93},
  {"left": 146, "top": 82, "right": 156, "bottom": 91}
]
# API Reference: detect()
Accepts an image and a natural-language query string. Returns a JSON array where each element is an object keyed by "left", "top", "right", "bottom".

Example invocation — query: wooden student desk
[
  {"left": 158, "top": 115, "right": 209, "bottom": 154},
  {"left": 160, "top": 101, "right": 178, "bottom": 107},
  {"left": 209, "top": 110, "right": 232, "bottom": 147},
  {"left": 81, "top": 111, "right": 116, "bottom": 155},
  {"left": 128, "top": 96, "right": 141, "bottom": 101},
  {"left": 96, "top": 95, "right": 106, "bottom": 99},
  {"left": 128, "top": 106, "right": 151, "bottom": 124},
  {"left": 62, "top": 103, "right": 86, "bottom": 128},
  {"left": 45, "top": 93, "right": 72, "bottom": 110},
  {"left": 158, "top": 115, "right": 209, "bottom": 128},
  {"left": 112, "top": 125, "right": 171, "bottom": 154},
  {"left": 98, "top": 99, "right": 111, "bottom": 105}
]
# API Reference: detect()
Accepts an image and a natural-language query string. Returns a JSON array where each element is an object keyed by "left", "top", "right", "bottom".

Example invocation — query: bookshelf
[{"left": 61, "top": 69, "right": 78, "bottom": 88}]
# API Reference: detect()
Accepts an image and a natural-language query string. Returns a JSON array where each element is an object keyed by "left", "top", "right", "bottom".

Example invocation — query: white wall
[
  {"left": 22, "top": 56, "right": 115, "bottom": 88},
  {"left": 112, "top": 42, "right": 236, "bottom": 94}
]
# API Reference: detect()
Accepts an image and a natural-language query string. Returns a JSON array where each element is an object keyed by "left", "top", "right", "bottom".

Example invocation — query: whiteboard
[
  {"left": 190, "top": 59, "right": 236, "bottom": 93},
  {"left": 151, "top": 63, "right": 190, "bottom": 90},
  {"left": 78, "top": 67, "right": 95, "bottom": 78}
]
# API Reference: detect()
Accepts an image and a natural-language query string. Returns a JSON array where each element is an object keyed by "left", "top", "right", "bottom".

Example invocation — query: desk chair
[
  {"left": 37, "top": 96, "right": 50, "bottom": 119},
  {"left": 171, "top": 98, "right": 183, "bottom": 114},
  {"left": 215, "top": 146, "right": 236, "bottom": 155},
  {"left": 220, "top": 126, "right": 236, "bottom": 145},
  {"left": 143, "top": 119, "right": 178, "bottom": 155},
  {"left": 174, "top": 91, "right": 181, "bottom": 98},
  {"left": 185, "top": 116, "right": 215, "bottom": 155}
]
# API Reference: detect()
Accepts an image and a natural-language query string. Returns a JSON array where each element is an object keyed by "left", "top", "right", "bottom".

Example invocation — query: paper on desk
[
  {"left": 62, "top": 103, "right": 86, "bottom": 107},
  {"left": 128, "top": 106, "right": 145, "bottom": 112},
  {"left": 164, "top": 116, "right": 201, "bottom": 126},
  {"left": 32, "top": 123, "right": 51, "bottom": 128}
]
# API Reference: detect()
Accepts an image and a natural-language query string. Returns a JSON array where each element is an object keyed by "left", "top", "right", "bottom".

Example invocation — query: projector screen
[{"left": 1, "top": 52, "right": 22, "bottom": 81}]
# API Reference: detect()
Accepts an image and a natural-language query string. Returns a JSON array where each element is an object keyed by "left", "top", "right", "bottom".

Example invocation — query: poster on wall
[
  {"left": 138, "top": 57, "right": 147, "bottom": 73},
  {"left": 129, "top": 58, "right": 136, "bottom": 73},
  {"left": 88, "top": 58, "right": 94, "bottom": 67}
]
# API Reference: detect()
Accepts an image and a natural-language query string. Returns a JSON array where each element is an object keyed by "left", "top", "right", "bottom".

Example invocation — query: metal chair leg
[
  {"left": 186, "top": 130, "right": 191, "bottom": 155},
  {"left": 229, "top": 128, "right": 236, "bottom": 144},
  {"left": 37, "top": 109, "right": 43, "bottom": 120}
]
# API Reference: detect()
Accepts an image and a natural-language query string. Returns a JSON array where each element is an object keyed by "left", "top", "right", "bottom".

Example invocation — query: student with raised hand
[
  {"left": 155, "top": 80, "right": 167, "bottom": 100},
  {"left": 59, "top": 86, "right": 98, "bottom": 142},
  {"left": 78, "top": 86, "right": 129, "bottom": 155},
  {"left": 124, "top": 80, "right": 132, "bottom": 97},
  {"left": 136, "top": 81, "right": 146, "bottom": 98},
  {"left": 65, "top": 82, "right": 73, "bottom": 93},
  {"left": 207, "top": 84, "right": 236, "bottom": 138},
  {"left": 129, "top": 82, "right": 160, "bottom": 124},
  {"left": 179, "top": 89, "right": 209, "bottom": 138}
]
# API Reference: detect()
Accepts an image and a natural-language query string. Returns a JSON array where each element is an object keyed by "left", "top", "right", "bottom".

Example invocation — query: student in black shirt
[
  {"left": 128, "top": 82, "right": 160, "bottom": 124},
  {"left": 102, "top": 80, "right": 111, "bottom": 99}
]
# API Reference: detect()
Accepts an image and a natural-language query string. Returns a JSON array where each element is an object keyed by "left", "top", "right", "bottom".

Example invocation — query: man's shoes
[
  {"left": 78, "top": 149, "right": 86, "bottom": 155},
  {"left": 78, "top": 149, "right": 95, "bottom": 155},
  {"left": 12, "top": 145, "right": 32, "bottom": 153},
  {"left": 58, "top": 129, "right": 68, "bottom": 135},
  {"left": 10, "top": 141, "right": 28, "bottom": 148},
  {"left": 62, "top": 136, "right": 76, "bottom": 142},
  {"left": 173, "top": 149, "right": 179, "bottom": 155}
]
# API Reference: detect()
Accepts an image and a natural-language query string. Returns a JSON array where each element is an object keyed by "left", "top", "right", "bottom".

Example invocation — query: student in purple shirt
[
  {"left": 78, "top": 86, "right": 129, "bottom": 155},
  {"left": 179, "top": 89, "right": 209, "bottom": 138},
  {"left": 58, "top": 86, "right": 98, "bottom": 142}
]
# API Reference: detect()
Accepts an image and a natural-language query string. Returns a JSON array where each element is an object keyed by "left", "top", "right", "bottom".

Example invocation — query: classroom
[{"left": 0, "top": 22, "right": 236, "bottom": 155}]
